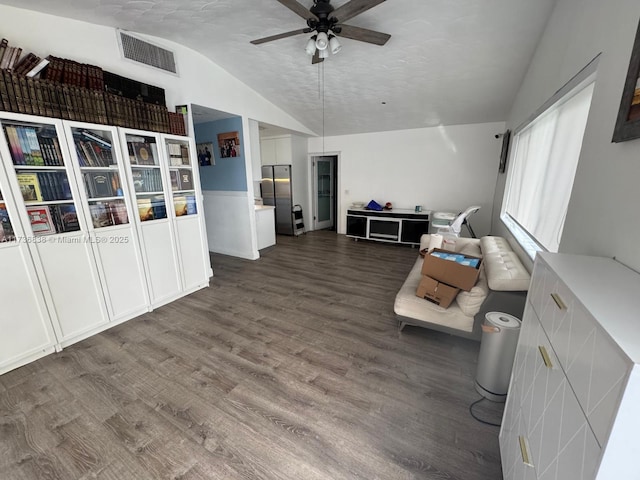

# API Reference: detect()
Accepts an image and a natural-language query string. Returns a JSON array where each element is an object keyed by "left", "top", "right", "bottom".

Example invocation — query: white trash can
[{"left": 475, "top": 312, "right": 521, "bottom": 402}]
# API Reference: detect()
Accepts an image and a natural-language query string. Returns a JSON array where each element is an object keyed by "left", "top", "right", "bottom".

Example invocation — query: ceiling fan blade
[
  {"left": 312, "top": 50, "right": 324, "bottom": 64},
  {"left": 251, "top": 28, "right": 312, "bottom": 45},
  {"left": 332, "top": 0, "right": 386, "bottom": 23},
  {"left": 337, "top": 24, "right": 391, "bottom": 45},
  {"left": 275, "top": 0, "right": 315, "bottom": 20}
]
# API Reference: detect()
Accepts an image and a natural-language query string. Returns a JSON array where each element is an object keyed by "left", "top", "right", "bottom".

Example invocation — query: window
[{"left": 501, "top": 70, "right": 596, "bottom": 258}]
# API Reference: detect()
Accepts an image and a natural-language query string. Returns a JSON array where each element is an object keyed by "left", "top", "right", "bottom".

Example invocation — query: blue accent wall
[{"left": 194, "top": 117, "right": 247, "bottom": 191}]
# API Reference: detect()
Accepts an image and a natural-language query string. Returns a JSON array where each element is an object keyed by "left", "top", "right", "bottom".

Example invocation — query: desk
[{"left": 346, "top": 208, "right": 431, "bottom": 245}]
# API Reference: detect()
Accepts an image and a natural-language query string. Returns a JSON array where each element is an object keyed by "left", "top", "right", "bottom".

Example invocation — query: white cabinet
[
  {"left": 120, "top": 129, "right": 210, "bottom": 307},
  {"left": 260, "top": 136, "right": 292, "bottom": 165},
  {"left": 0, "top": 163, "right": 58, "bottom": 375},
  {"left": 0, "top": 112, "right": 211, "bottom": 375},
  {"left": 63, "top": 122, "right": 149, "bottom": 326},
  {"left": 500, "top": 252, "right": 640, "bottom": 480},
  {"left": 0, "top": 114, "right": 110, "bottom": 347},
  {"left": 255, "top": 205, "right": 276, "bottom": 250},
  {"left": 160, "top": 134, "right": 210, "bottom": 293},
  {"left": 120, "top": 128, "right": 182, "bottom": 307}
]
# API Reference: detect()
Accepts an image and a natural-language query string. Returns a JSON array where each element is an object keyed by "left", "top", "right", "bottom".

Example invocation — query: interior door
[{"left": 314, "top": 156, "right": 334, "bottom": 230}]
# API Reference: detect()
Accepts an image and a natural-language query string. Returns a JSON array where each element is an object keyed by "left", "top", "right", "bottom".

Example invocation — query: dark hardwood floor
[{"left": 0, "top": 231, "right": 503, "bottom": 479}]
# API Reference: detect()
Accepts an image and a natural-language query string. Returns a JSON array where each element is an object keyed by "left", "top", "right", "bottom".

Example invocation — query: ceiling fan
[{"left": 250, "top": 0, "right": 391, "bottom": 64}]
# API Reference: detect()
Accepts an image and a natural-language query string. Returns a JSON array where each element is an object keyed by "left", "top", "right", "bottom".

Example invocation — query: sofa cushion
[
  {"left": 480, "top": 236, "right": 513, "bottom": 255},
  {"left": 483, "top": 251, "right": 531, "bottom": 291}
]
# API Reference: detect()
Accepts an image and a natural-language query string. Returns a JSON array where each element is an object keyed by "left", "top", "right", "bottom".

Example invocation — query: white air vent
[{"left": 118, "top": 30, "right": 178, "bottom": 74}]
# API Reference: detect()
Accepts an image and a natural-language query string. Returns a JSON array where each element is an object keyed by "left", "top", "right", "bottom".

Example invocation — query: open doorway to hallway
[{"left": 311, "top": 155, "right": 338, "bottom": 231}]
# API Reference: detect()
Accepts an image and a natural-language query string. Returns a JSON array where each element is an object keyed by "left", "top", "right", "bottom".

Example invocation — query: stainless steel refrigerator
[{"left": 261, "top": 165, "right": 294, "bottom": 235}]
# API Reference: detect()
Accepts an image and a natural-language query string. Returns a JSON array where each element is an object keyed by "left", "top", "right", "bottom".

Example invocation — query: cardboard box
[
  {"left": 421, "top": 248, "right": 482, "bottom": 291},
  {"left": 415, "top": 275, "right": 460, "bottom": 308}
]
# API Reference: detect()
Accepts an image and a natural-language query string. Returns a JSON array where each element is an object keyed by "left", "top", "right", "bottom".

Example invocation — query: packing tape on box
[{"left": 428, "top": 234, "right": 443, "bottom": 251}]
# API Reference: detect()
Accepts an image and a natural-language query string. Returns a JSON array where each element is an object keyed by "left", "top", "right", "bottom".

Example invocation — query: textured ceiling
[{"left": 0, "top": 0, "right": 557, "bottom": 136}]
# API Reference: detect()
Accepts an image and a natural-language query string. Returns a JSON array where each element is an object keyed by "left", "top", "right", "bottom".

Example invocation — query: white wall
[
  {"left": 308, "top": 122, "right": 505, "bottom": 236},
  {"left": 202, "top": 191, "right": 257, "bottom": 260},
  {"left": 491, "top": 0, "right": 640, "bottom": 273}
]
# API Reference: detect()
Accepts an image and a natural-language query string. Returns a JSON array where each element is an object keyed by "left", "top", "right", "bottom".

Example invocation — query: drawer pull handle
[
  {"left": 519, "top": 435, "right": 533, "bottom": 467},
  {"left": 550, "top": 293, "right": 566, "bottom": 310},
  {"left": 539, "top": 345, "right": 553, "bottom": 369}
]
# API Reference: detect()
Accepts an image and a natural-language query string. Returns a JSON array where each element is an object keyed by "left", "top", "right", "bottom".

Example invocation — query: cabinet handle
[
  {"left": 550, "top": 293, "right": 566, "bottom": 310},
  {"left": 538, "top": 345, "right": 553, "bottom": 369},
  {"left": 519, "top": 435, "right": 533, "bottom": 467}
]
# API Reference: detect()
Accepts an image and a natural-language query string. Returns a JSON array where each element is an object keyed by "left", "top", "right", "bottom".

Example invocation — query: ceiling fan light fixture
[
  {"left": 319, "top": 47, "right": 330, "bottom": 59},
  {"left": 328, "top": 34, "right": 341, "bottom": 55},
  {"left": 305, "top": 35, "right": 318, "bottom": 55},
  {"left": 315, "top": 31, "right": 329, "bottom": 51}
]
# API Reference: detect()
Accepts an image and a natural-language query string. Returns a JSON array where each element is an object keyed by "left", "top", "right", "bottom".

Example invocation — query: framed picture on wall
[
  {"left": 196, "top": 142, "right": 214, "bottom": 166},
  {"left": 612, "top": 19, "right": 640, "bottom": 142},
  {"left": 498, "top": 129, "right": 511, "bottom": 173},
  {"left": 217, "top": 131, "right": 241, "bottom": 158}
]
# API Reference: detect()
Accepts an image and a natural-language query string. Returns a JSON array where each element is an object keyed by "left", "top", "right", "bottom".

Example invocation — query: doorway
[{"left": 312, "top": 155, "right": 338, "bottom": 231}]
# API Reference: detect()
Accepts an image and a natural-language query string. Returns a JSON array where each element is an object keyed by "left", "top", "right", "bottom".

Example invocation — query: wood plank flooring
[{"left": 0, "top": 231, "right": 504, "bottom": 479}]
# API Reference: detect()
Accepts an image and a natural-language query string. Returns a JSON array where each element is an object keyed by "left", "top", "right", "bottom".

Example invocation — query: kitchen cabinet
[
  {"left": 260, "top": 136, "right": 292, "bottom": 165},
  {"left": 500, "top": 252, "right": 640, "bottom": 479}
]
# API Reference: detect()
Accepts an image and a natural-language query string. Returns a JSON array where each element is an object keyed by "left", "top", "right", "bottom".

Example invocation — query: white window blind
[{"left": 502, "top": 82, "right": 594, "bottom": 253}]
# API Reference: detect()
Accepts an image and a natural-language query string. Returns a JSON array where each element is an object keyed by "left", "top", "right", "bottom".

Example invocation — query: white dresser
[{"left": 500, "top": 252, "right": 640, "bottom": 480}]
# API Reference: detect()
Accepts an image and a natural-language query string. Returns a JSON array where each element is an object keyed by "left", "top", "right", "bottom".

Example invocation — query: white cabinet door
[
  {"left": 120, "top": 129, "right": 182, "bottom": 307},
  {"left": 161, "top": 134, "right": 210, "bottom": 292},
  {"left": 0, "top": 168, "right": 57, "bottom": 374},
  {"left": 260, "top": 138, "right": 276, "bottom": 165},
  {"left": 274, "top": 137, "right": 292, "bottom": 164},
  {"left": 0, "top": 114, "right": 109, "bottom": 348},
  {"left": 63, "top": 122, "right": 150, "bottom": 324}
]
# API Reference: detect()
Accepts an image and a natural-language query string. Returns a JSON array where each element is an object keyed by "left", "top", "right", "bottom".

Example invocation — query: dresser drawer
[
  {"left": 528, "top": 261, "right": 575, "bottom": 351},
  {"left": 564, "top": 324, "right": 628, "bottom": 446}
]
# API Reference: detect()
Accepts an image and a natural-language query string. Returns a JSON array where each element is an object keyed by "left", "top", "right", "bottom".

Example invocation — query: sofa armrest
[{"left": 455, "top": 270, "right": 489, "bottom": 316}]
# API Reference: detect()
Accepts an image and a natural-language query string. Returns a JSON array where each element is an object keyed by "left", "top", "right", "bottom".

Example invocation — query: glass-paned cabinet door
[
  {"left": 125, "top": 133, "right": 167, "bottom": 222},
  {"left": 69, "top": 126, "right": 130, "bottom": 229},
  {"left": 0, "top": 188, "right": 16, "bottom": 243},
  {"left": 165, "top": 138, "right": 197, "bottom": 217},
  {"left": 1, "top": 120, "right": 80, "bottom": 236}
]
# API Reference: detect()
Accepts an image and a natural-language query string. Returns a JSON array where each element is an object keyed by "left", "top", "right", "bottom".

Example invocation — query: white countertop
[{"left": 255, "top": 205, "right": 275, "bottom": 211}]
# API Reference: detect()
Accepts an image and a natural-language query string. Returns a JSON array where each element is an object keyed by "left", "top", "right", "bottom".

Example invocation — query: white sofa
[{"left": 394, "top": 234, "right": 531, "bottom": 340}]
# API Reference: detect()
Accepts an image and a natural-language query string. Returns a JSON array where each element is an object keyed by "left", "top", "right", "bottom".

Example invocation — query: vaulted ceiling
[{"left": 0, "top": 0, "right": 557, "bottom": 136}]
